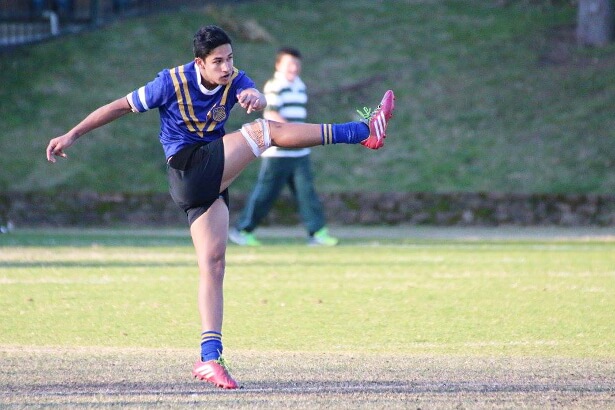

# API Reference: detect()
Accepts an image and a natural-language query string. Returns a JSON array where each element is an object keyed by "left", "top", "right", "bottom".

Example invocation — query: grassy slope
[{"left": 1, "top": 0, "right": 614, "bottom": 194}]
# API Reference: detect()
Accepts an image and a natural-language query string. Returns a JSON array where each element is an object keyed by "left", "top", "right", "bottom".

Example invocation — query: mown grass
[
  {"left": 1, "top": 228, "right": 614, "bottom": 358},
  {"left": 1, "top": 0, "right": 614, "bottom": 194}
]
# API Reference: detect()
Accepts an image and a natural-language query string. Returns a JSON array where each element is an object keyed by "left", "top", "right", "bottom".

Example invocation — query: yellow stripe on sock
[
  {"left": 201, "top": 332, "right": 222, "bottom": 342},
  {"left": 323, "top": 124, "right": 332, "bottom": 145}
]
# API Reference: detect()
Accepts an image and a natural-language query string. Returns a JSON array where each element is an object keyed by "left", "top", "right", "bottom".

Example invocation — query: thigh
[
  {"left": 190, "top": 198, "right": 229, "bottom": 264},
  {"left": 221, "top": 131, "right": 259, "bottom": 191}
]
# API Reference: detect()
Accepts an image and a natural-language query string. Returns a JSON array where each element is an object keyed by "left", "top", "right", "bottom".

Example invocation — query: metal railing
[{"left": 0, "top": 0, "right": 220, "bottom": 47}]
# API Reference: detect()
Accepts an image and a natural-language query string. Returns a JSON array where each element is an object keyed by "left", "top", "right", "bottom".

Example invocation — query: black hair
[{"left": 193, "top": 25, "right": 232, "bottom": 58}]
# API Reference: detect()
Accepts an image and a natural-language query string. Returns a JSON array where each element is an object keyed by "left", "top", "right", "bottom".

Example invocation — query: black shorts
[{"left": 167, "top": 138, "right": 229, "bottom": 226}]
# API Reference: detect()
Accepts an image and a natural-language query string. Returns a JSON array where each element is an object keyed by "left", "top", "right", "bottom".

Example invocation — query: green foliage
[
  {"left": 1, "top": 0, "right": 614, "bottom": 193},
  {"left": 1, "top": 228, "right": 614, "bottom": 357}
]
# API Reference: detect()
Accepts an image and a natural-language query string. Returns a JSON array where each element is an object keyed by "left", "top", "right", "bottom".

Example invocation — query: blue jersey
[{"left": 126, "top": 61, "right": 256, "bottom": 158}]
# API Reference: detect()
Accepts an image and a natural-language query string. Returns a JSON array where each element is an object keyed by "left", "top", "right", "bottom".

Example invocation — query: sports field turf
[{"left": 1, "top": 227, "right": 614, "bottom": 408}]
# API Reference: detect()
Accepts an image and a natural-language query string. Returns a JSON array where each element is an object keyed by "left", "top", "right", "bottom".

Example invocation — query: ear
[{"left": 195, "top": 57, "right": 205, "bottom": 69}]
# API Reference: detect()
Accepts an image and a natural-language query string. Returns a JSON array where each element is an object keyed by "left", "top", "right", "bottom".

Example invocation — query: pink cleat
[
  {"left": 359, "top": 90, "right": 396, "bottom": 150},
  {"left": 192, "top": 358, "right": 238, "bottom": 389}
]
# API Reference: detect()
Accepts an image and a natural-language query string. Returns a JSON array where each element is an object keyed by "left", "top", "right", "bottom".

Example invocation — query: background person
[{"left": 230, "top": 47, "right": 338, "bottom": 246}]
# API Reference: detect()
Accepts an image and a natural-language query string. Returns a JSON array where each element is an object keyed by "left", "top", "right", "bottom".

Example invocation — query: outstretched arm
[{"left": 46, "top": 97, "right": 132, "bottom": 163}]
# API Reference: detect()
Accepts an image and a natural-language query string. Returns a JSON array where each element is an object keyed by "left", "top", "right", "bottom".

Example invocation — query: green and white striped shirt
[{"left": 262, "top": 71, "right": 310, "bottom": 157}]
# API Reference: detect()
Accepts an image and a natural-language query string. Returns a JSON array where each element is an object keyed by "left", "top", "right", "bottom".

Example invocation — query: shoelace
[
  {"left": 356, "top": 106, "right": 373, "bottom": 120},
  {"left": 215, "top": 355, "right": 232, "bottom": 372},
  {"left": 356, "top": 102, "right": 384, "bottom": 121}
]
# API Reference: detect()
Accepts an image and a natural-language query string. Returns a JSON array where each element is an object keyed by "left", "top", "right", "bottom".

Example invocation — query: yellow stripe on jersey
[
  {"left": 170, "top": 67, "right": 199, "bottom": 135},
  {"left": 177, "top": 65, "right": 206, "bottom": 136},
  {"left": 205, "top": 68, "right": 239, "bottom": 132}
]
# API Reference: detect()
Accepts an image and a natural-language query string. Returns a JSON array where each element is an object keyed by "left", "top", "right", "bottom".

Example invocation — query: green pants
[{"left": 235, "top": 155, "right": 326, "bottom": 235}]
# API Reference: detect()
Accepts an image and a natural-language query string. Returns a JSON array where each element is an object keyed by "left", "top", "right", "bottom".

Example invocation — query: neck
[{"left": 201, "top": 78, "right": 217, "bottom": 90}]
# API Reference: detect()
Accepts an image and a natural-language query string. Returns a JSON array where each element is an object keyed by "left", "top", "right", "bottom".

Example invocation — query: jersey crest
[{"left": 210, "top": 106, "right": 227, "bottom": 122}]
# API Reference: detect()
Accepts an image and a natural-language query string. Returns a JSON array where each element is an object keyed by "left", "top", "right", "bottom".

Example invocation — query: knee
[
  {"left": 198, "top": 248, "right": 226, "bottom": 280},
  {"left": 240, "top": 119, "right": 272, "bottom": 155}
]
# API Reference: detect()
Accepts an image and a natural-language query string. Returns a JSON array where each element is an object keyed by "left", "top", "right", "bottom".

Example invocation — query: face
[
  {"left": 195, "top": 43, "right": 234, "bottom": 89},
  {"left": 276, "top": 54, "right": 301, "bottom": 82}
]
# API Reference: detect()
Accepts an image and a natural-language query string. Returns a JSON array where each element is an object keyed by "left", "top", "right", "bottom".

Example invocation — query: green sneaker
[
  {"left": 309, "top": 227, "right": 339, "bottom": 246},
  {"left": 228, "top": 228, "right": 261, "bottom": 246}
]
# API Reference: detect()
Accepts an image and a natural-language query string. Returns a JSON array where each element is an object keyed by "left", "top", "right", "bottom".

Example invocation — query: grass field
[{"left": 1, "top": 227, "right": 614, "bottom": 408}]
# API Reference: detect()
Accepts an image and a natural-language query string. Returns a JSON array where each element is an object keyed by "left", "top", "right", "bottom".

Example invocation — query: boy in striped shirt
[{"left": 231, "top": 47, "right": 338, "bottom": 247}]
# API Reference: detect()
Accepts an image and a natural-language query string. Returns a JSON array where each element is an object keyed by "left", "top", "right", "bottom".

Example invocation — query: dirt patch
[{"left": 1, "top": 347, "right": 614, "bottom": 408}]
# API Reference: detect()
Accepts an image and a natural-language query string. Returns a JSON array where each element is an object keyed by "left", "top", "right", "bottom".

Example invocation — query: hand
[
  {"left": 236, "top": 88, "right": 265, "bottom": 114},
  {"left": 46, "top": 133, "right": 78, "bottom": 163}
]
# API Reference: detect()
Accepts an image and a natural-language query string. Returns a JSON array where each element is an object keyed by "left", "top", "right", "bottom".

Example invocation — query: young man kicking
[{"left": 46, "top": 25, "right": 395, "bottom": 389}]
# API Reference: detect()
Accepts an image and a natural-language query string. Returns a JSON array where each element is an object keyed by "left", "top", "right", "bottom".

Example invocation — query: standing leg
[
  {"left": 190, "top": 198, "right": 228, "bottom": 336},
  {"left": 190, "top": 198, "right": 238, "bottom": 390}
]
